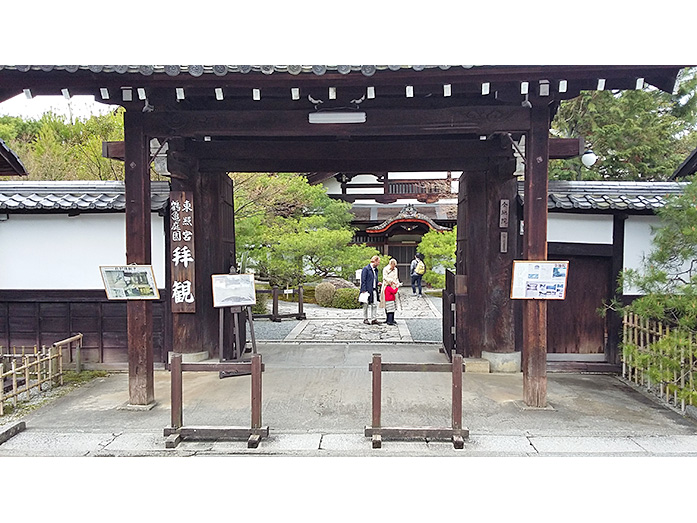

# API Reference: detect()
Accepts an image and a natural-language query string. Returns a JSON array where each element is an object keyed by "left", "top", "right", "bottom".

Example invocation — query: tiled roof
[
  {"left": 0, "top": 181, "right": 169, "bottom": 211},
  {"left": 0, "top": 65, "right": 471, "bottom": 78},
  {"left": 366, "top": 203, "right": 451, "bottom": 233},
  {"left": 0, "top": 180, "right": 686, "bottom": 214},
  {"left": 519, "top": 180, "right": 687, "bottom": 211},
  {"left": 0, "top": 138, "right": 27, "bottom": 176}
]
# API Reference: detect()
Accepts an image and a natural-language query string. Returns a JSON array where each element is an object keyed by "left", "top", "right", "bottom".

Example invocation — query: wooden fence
[
  {"left": 364, "top": 352, "right": 468, "bottom": 449},
  {"left": 254, "top": 285, "right": 306, "bottom": 322},
  {"left": 1, "top": 334, "right": 83, "bottom": 415},
  {"left": 622, "top": 312, "right": 696, "bottom": 413},
  {"left": 1, "top": 345, "right": 64, "bottom": 415}
]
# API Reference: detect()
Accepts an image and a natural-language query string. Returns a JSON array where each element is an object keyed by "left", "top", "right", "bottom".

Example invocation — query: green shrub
[
  {"left": 331, "top": 287, "right": 362, "bottom": 309},
  {"left": 251, "top": 291, "right": 268, "bottom": 314},
  {"left": 315, "top": 282, "right": 336, "bottom": 307}
]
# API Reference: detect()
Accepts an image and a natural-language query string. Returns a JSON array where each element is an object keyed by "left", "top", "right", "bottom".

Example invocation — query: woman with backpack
[{"left": 410, "top": 254, "right": 425, "bottom": 297}]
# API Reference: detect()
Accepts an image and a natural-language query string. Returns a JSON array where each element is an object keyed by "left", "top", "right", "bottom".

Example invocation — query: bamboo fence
[
  {"left": 1, "top": 345, "right": 63, "bottom": 415},
  {"left": 622, "top": 312, "right": 696, "bottom": 413}
]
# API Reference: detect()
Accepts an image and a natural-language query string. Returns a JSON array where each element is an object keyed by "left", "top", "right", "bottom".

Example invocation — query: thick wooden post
[
  {"left": 124, "top": 112, "right": 154, "bottom": 406},
  {"left": 371, "top": 353, "right": 382, "bottom": 448},
  {"left": 251, "top": 354, "right": 262, "bottom": 429},
  {"left": 454, "top": 170, "right": 470, "bottom": 357},
  {"left": 171, "top": 353, "right": 183, "bottom": 429},
  {"left": 522, "top": 102, "right": 550, "bottom": 407}
]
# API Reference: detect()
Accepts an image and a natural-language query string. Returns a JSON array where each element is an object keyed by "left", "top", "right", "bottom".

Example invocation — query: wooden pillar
[
  {"left": 198, "top": 171, "right": 227, "bottom": 354},
  {"left": 454, "top": 170, "right": 470, "bottom": 357},
  {"left": 457, "top": 144, "right": 516, "bottom": 358},
  {"left": 484, "top": 156, "right": 518, "bottom": 353},
  {"left": 463, "top": 169, "right": 487, "bottom": 357},
  {"left": 169, "top": 166, "right": 231, "bottom": 359},
  {"left": 609, "top": 213, "right": 627, "bottom": 365},
  {"left": 522, "top": 102, "right": 551, "bottom": 407},
  {"left": 124, "top": 111, "right": 154, "bottom": 405}
]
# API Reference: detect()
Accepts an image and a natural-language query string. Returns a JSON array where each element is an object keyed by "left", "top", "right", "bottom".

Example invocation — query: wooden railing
[
  {"left": 53, "top": 333, "right": 84, "bottom": 373},
  {"left": 164, "top": 353, "right": 267, "bottom": 449},
  {"left": 364, "top": 352, "right": 468, "bottom": 449},
  {"left": 622, "top": 312, "right": 696, "bottom": 413},
  {"left": 254, "top": 285, "right": 306, "bottom": 322},
  {"left": 1, "top": 345, "right": 64, "bottom": 415}
]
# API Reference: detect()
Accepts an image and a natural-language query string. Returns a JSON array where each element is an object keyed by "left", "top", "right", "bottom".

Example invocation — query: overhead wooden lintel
[
  {"left": 142, "top": 106, "right": 531, "bottom": 138},
  {"left": 198, "top": 156, "right": 494, "bottom": 173},
  {"left": 185, "top": 137, "right": 513, "bottom": 162}
]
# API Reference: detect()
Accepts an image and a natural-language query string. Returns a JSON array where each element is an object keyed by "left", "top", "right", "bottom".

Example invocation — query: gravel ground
[
  {"left": 404, "top": 319, "right": 442, "bottom": 342},
  {"left": 251, "top": 318, "right": 302, "bottom": 341}
]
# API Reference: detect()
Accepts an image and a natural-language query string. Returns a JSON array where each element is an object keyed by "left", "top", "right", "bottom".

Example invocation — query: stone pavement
[
  {"left": 2, "top": 340, "right": 697, "bottom": 458},
  {"left": 254, "top": 291, "right": 442, "bottom": 343}
]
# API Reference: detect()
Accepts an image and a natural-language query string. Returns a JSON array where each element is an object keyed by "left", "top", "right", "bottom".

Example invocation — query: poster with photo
[
  {"left": 100, "top": 265, "right": 160, "bottom": 300},
  {"left": 211, "top": 274, "right": 256, "bottom": 308},
  {"left": 510, "top": 260, "right": 569, "bottom": 300}
]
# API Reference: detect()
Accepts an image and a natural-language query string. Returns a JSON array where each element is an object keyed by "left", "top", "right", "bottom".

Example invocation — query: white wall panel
[
  {"left": 0, "top": 213, "right": 165, "bottom": 290},
  {"left": 547, "top": 213, "right": 613, "bottom": 244}
]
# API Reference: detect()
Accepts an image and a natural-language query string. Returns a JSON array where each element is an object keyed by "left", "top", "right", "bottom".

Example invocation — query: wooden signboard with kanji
[{"left": 170, "top": 191, "right": 196, "bottom": 313}]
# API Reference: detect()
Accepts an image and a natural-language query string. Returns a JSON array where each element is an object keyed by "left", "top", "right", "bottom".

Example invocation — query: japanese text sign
[{"left": 170, "top": 191, "right": 196, "bottom": 313}]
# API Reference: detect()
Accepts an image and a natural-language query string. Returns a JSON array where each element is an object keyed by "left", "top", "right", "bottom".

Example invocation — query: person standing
[
  {"left": 384, "top": 280, "right": 399, "bottom": 325},
  {"left": 379, "top": 258, "right": 400, "bottom": 310},
  {"left": 410, "top": 254, "right": 425, "bottom": 297},
  {"left": 360, "top": 255, "right": 381, "bottom": 325}
]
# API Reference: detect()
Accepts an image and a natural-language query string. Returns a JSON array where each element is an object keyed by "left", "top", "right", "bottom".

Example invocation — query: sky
[{"left": 0, "top": 93, "right": 118, "bottom": 121}]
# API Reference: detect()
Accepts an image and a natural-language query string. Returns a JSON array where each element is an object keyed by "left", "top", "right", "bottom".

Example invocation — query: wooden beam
[
  {"left": 102, "top": 141, "right": 125, "bottom": 161},
  {"left": 143, "top": 106, "right": 531, "bottom": 138},
  {"left": 184, "top": 137, "right": 510, "bottom": 173},
  {"left": 549, "top": 137, "right": 583, "bottom": 159},
  {"left": 124, "top": 112, "right": 154, "bottom": 406}
]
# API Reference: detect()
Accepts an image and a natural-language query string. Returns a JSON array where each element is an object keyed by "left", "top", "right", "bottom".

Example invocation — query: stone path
[{"left": 256, "top": 291, "right": 442, "bottom": 343}]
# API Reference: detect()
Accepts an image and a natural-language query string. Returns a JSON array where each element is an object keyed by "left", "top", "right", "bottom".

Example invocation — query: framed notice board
[
  {"left": 211, "top": 274, "right": 257, "bottom": 308},
  {"left": 510, "top": 260, "right": 569, "bottom": 300},
  {"left": 100, "top": 265, "right": 160, "bottom": 300}
]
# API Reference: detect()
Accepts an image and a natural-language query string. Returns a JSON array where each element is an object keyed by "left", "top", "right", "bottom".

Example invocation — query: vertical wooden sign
[
  {"left": 170, "top": 191, "right": 196, "bottom": 313},
  {"left": 499, "top": 199, "right": 510, "bottom": 228}
]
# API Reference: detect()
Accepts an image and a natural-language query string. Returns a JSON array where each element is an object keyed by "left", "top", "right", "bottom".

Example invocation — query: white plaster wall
[
  {"left": 547, "top": 213, "right": 613, "bottom": 244},
  {"left": 0, "top": 213, "right": 165, "bottom": 290},
  {"left": 323, "top": 177, "right": 341, "bottom": 195},
  {"left": 623, "top": 215, "right": 662, "bottom": 294}
]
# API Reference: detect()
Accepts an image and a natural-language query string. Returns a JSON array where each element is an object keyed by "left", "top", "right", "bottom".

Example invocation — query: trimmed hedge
[
  {"left": 331, "top": 287, "right": 362, "bottom": 309},
  {"left": 315, "top": 282, "right": 336, "bottom": 307}
]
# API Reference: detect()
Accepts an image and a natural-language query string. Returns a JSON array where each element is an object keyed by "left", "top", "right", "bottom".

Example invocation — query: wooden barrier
[
  {"left": 163, "top": 353, "right": 268, "bottom": 449},
  {"left": 1, "top": 345, "right": 63, "bottom": 415},
  {"left": 364, "top": 352, "right": 468, "bottom": 449},
  {"left": 53, "top": 333, "right": 83, "bottom": 373},
  {"left": 254, "top": 285, "right": 306, "bottom": 322}
]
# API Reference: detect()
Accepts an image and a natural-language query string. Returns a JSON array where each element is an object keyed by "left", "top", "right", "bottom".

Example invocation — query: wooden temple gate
[{"left": 0, "top": 65, "right": 684, "bottom": 408}]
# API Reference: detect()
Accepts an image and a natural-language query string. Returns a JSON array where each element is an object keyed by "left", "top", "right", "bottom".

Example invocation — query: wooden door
[{"left": 547, "top": 255, "right": 611, "bottom": 356}]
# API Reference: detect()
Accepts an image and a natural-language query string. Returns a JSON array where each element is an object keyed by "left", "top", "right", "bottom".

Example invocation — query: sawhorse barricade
[
  {"left": 164, "top": 353, "right": 267, "bottom": 449},
  {"left": 364, "top": 352, "right": 468, "bottom": 449}
]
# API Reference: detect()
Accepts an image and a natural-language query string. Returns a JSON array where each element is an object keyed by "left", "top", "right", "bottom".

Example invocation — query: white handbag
[{"left": 358, "top": 291, "right": 370, "bottom": 304}]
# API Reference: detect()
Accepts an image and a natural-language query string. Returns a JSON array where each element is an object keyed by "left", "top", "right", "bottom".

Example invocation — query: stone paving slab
[
  {"left": 528, "top": 436, "right": 646, "bottom": 454},
  {"left": 273, "top": 292, "right": 441, "bottom": 320},
  {"left": 631, "top": 435, "right": 697, "bottom": 454}
]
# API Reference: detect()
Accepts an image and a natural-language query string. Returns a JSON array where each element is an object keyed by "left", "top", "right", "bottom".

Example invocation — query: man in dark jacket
[{"left": 360, "top": 255, "right": 381, "bottom": 324}]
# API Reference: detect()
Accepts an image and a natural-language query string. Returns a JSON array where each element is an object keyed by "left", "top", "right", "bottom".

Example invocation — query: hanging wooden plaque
[{"left": 170, "top": 191, "right": 196, "bottom": 313}]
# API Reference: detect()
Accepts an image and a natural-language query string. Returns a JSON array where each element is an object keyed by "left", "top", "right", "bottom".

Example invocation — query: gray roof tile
[
  {"left": 519, "top": 180, "right": 686, "bottom": 211},
  {"left": 0, "top": 181, "right": 169, "bottom": 211},
  {"left": 0, "top": 65, "right": 476, "bottom": 78}
]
